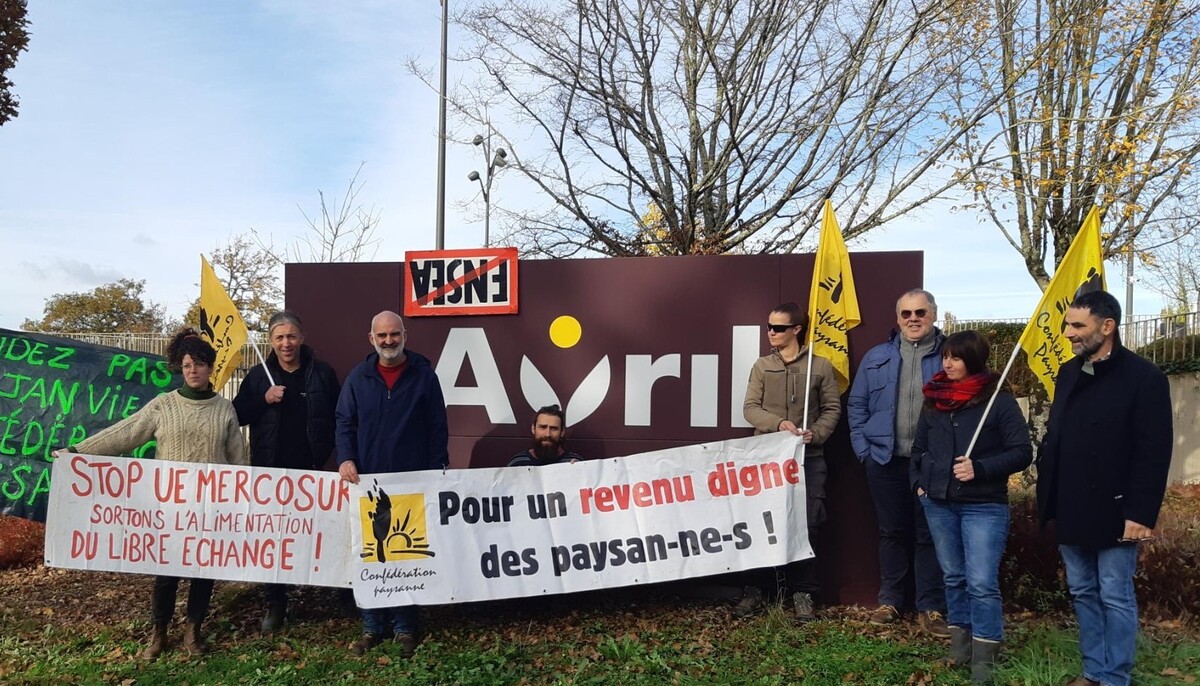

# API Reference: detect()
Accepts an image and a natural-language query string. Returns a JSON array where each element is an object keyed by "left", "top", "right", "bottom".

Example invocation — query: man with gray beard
[{"left": 336, "top": 310, "right": 449, "bottom": 659}]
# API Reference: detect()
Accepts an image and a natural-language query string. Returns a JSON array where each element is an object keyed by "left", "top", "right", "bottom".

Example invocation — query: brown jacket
[{"left": 743, "top": 346, "right": 841, "bottom": 454}]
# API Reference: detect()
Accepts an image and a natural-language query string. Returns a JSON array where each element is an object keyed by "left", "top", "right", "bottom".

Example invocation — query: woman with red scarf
[{"left": 911, "top": 330, "right": 1032, "bottom": 684}]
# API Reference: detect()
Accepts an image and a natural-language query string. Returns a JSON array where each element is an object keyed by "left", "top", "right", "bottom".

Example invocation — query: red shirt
[{"left": 376, "top": 359, "right": 407, "bottom": 390}]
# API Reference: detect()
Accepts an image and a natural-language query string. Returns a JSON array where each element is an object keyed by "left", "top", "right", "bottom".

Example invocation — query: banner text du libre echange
[{"left": 44, "top": 455, "right": 353, "bottom": 587}]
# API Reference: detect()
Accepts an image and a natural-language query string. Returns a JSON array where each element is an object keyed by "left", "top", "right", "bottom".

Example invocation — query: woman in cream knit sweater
[{"left": 76, "top": 327, "right": 246, "bottom": 660}]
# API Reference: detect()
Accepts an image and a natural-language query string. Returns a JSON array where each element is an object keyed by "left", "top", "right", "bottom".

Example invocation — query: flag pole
[
  {"left": 963, "top": 342, "right": 1023, "bottom": 459},
  {"left": 251, "top": 333, "right": 276, "bottom": 386},
  {"left": 963, "top": 205, "right": 1105, "bottom": 458},
  {"left": 801, "top": 325, "right": 815, "bottom": 431}
]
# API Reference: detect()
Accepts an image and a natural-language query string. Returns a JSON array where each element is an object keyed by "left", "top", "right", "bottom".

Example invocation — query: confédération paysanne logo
[{"left": 358, "top": 481, "right": 435, "bottom": 563}]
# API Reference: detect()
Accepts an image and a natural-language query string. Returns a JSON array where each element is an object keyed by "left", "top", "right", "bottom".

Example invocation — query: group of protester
[
  {"left": 738, "top": 288, "right": 1171, "bottom": 686},
  {"left": 72, "top": 289, "right": 1173, "bottom": 686},
  {"left": 70, "top": 309, "right": 574, "bottom": 661}
]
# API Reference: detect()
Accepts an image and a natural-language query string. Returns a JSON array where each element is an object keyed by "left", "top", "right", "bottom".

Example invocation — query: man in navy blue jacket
[{"left": 336, "top": 310, "right": 449, "bottom": 658}]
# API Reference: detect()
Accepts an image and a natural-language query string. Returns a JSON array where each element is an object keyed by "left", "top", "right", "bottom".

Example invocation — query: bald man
[{"left": 335, "top": 310, "right": 449, "bottom": 658}]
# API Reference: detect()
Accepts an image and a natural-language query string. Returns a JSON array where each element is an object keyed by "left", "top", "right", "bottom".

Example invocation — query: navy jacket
[
  {"left": 335, "top": 350, "right": 449, "bottom": 474},
  {"left": 911, "top": 386, "right": 1032, "bottom": 503},
  {"left": 848, "top": 328, "right": 945, "bottom": 464},
  {"left": 233, "top": 345, "right": 340, "bottom": 470},
  {"left": 1036, "top": 344, "right": 1173, "bottom": 547}
]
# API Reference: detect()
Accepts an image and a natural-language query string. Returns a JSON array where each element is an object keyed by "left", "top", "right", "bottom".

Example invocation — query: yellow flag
[
  {"left": 807, "top": 200, "right": 862, "bottom": 392},
  {"left": 1018, "top": 206, "right": 1106, "bottom": 399},
  {"left": 199, "top": 256, "right": 248, "bottom": 391}
]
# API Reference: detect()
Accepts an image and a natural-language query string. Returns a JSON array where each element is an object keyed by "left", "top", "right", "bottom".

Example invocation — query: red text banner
[
  {"left": 45, "top": 455, "right": 353, "bottom": 587},
  {"left": 403, "top": 248, "right": 519, "bottom": 316},
  {"left": 351, "top": 432, "right": 809, "bottom": 607}
]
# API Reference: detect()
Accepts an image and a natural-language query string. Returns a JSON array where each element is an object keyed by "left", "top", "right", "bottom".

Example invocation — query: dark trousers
[
  {"left": 151, "top": 575, "right": 214, "bottom": 625},
  {"left": 785, "top": 526, "right": 822, "bottom": 597},
  {"left": 741, "top": 454, "right": 826, "bottom": 600},
  {"left": 264, "top": 583, "right": 288, "bottom": 610},
  {"left": 864, "top": 456, "right": 944, "bottom": 612}
]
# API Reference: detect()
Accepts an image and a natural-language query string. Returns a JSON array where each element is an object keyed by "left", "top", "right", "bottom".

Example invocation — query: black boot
[
  {"left": 261, "top": 604, "right": 286, "bottom": 633},
  {"left": 949, "top": 625, "right": 971, "bottom": 667},
  {"left": 970, "top": 637, "right": 1001, "bottom": 684}
]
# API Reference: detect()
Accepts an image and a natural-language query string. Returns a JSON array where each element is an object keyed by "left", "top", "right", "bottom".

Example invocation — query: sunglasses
[
  {"left": 766, "top": 324, "right": 798, "bottom": 333},
  {"left": 899, "top": 309, "right": 929, "bottom": 319}
]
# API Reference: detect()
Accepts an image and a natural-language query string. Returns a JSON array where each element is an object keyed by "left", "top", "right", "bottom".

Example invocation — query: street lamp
[{"left": 468, "top": 130, "right": 508, "bottom": 247}]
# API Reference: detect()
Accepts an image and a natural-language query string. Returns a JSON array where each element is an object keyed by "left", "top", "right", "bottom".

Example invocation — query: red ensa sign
[{"left": 403, "top": 248, "right": 519, "bottom": 317}]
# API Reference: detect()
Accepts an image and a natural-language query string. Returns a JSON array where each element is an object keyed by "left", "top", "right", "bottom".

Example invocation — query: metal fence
[{"left": 945, "top": 311, "right": 1200, "bottom": 364}]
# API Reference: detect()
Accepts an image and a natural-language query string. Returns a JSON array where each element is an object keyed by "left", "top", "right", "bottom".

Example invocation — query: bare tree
[
  {"left": 1142, "top": 215, "right": 1200, "bottom": 313},
  {"left": 954, "top": 0, "right": 1200, "bottom": 288},
  {"left": 180, "top": 235, "right": 283, "bottom": 332},
  {"left": 251, "top": 163, "right": 381, "bottom": 267},
  {"left": 285, "top": 163, "right": 382, "bottom": 263},
  {"left": 427, "top": 0, "right": 1012, "bottom": 256}
]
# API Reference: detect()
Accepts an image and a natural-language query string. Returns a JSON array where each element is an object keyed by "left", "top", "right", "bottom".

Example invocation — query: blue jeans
[
  {"left": 361, "top": 605, "right": 419, "bottom": 637},
  {"left": 865, "top": 457, "right": 944, "bottom": 612},
  {"left": 1059, "top": 544, "right": 1140, "bottom": 686},
  {"left": 920, "top": 498, "right": 1009, "bottom": 641}
]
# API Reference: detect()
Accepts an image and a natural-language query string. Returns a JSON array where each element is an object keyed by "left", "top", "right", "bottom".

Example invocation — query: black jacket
[
  {"left": 911, "top": 384, "right": 1032, "bottom": 504},
  {"left": 1036, "top": 344, "right": 1173, "bottom": 548},
  {"left": 233, "top": 345, "right": 341, "bottom": 470}
]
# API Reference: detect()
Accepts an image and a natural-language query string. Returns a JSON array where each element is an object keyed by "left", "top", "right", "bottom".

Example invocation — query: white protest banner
[
  {"left": 351, "top": 432, "right": 808, "bottom": 607},
  {"left": 45, "top": 453, "right": 352, "bottom": 587}
]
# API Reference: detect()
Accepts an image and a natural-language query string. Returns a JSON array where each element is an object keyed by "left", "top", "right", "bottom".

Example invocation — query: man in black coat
[
  {"left": 233, "top": 310, "right": 341, "bottom": 632},
  {"left": 1036, "top": 290, "right": 1173, "bottom": 686}
]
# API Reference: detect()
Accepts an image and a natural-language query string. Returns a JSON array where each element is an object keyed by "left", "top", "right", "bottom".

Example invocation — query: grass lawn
[{"left": 1, "top": 566, "right": 1197, "bottom": 685}]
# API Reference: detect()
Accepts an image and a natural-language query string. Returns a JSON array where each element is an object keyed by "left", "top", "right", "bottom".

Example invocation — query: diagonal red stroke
[{"left": 414, "top": 255, "right": 507, "bottom": 307}]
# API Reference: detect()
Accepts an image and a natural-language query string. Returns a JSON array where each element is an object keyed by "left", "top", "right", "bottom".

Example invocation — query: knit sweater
[{"left": 76, "top": 389, "right": 247, "bottom": 465}]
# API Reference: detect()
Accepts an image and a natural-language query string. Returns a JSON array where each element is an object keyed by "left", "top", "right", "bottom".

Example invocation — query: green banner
[{"left": 0, "top": 329, "right": 180, "bottom": 522}]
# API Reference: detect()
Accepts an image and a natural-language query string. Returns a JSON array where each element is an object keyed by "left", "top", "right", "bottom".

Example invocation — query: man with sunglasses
[
  {"left": 848, "top": 289, "right": 949, "bottom": 637},
  {"left": 1036, "top": 290, "right": 1172, "bottom": 686},
  {"left": 739, "top": 302, "right": 841, "bottom": 622}
]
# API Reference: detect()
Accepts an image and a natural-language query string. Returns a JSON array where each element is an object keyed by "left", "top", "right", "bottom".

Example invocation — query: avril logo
[{"left": 434, "top": 316, "right": 761, "bottom": 430}]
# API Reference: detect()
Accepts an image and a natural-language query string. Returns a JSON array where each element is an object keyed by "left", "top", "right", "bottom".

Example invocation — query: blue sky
[{"left": 0, "top": 1, "right": 1162, "bottom": 330}]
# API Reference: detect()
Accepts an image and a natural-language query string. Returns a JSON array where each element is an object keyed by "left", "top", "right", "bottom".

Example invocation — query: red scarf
[{"left": 922, "top": 371, "right": 994, "bottom": 411}]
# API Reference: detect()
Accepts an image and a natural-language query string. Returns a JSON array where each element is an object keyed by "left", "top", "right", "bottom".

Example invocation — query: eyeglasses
[
  {"left": 899, "top": 309, "right": 929, "bottom": 319},
  {"left": 766, "top": 324, "right": 797, "bottom": 333}
]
